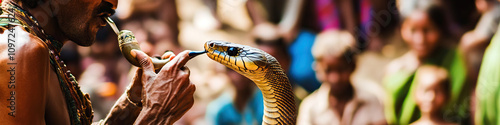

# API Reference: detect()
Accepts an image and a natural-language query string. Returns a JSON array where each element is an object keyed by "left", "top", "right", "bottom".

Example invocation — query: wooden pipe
[{"left": 105, "top": 17, "right": 206, "bottom": 69}]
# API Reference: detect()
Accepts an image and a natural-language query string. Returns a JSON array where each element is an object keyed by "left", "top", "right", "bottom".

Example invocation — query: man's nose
[{"left": 104, "top": 0, "right": 118, "bottom": 9}]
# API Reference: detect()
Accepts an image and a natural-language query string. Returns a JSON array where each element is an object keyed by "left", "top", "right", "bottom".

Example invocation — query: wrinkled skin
[
  {"left": 103, "top": 50, "right": 195, "bottom": 125},
  {"left": 27, "top": 0, "right": 118, "bottom": 46},
  {"left": 132, "top": 50, "right": 196, "bottom": 125},
  {"left": 0, "top": 0, "right": 195, "bottom": 124}
]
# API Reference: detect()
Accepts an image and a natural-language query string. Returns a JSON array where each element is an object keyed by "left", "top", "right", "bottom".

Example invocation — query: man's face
[
  {"left": 314, "top": 56, "right": 354, "bottom": 86},
  {"left": 54, "top": 0, "right": 117, "bottom": 46}
]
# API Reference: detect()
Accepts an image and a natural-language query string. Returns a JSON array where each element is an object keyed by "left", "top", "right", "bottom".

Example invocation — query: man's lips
[
  {"left": 95, "top": 2, "right": 115, "bottom": 29},
  {"left": 97, "top": 13, "right": 112, "bottom": 27},
  {"left": 98, "top": 17, "right": 107, "bottom": 27},
  {"left": 97, "top": 12, "right": 112, "bottom": 18},
  {"left": 97, "top": 8, "right": 114, "bottom": 26}
]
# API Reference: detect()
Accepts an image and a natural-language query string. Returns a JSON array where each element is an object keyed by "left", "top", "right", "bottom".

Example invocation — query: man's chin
[
  {"left": 62, "top": 28, "right": 99, "bottom": 47},
  {"left": 72, "top": 37, "right": 96, "bottom": 47}
]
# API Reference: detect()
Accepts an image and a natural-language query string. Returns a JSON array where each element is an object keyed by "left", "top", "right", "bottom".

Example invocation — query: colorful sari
[{"left": 384, "top": 47, "right": 469, "bottom": 124}]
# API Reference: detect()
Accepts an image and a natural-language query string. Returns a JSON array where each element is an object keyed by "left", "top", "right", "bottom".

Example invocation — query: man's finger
[
  {"left": 169, "top": 50, "right": 191, "bottom": 69},
  {"left": 132, "top": 50, "right": 155, "bottom": 75},
  {"left": 161, "top": 51, "right": 176, "bottom": 60},
  {"left": 132, "top": 68, "right": 143, "bottom": 85}
]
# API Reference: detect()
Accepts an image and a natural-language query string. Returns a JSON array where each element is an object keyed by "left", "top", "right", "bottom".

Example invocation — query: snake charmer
[{"left": 0, "top": 0, "right": 196, "bottom": 124}]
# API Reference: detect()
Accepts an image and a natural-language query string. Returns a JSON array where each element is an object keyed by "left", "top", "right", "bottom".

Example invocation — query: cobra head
[{"left": 204, "top": 40, "right": 272, "bottom": 78}]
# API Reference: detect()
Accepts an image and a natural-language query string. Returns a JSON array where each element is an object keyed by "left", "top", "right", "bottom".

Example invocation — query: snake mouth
[{"left": 188, "top": 50, "right": 207, "bottom": 59}]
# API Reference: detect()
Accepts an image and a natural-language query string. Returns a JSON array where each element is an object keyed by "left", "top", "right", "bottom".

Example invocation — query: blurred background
[{"left": 59, "top": 0, "right": 500, "bottom": 124}]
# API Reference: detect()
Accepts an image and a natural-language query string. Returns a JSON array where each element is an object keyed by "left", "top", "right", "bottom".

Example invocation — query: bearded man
[{"left": 0, "top": 0, "right": 196, "bottom": 124}]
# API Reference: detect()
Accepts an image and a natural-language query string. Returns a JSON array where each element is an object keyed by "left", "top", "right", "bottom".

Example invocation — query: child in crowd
[
  {"left": 297, "top": 30, "right": 385, "bottom": 125},
  {"left": 411, "top": 65, "right": 457, "bottom": 125}
]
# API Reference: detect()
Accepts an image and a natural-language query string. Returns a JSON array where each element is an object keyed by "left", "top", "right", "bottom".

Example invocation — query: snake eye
[
  {"left": 227, "top": 47, "right": 239, "bottom": 56},
  {"left": 209, "top": 43, "right": 215, "bottom": 48}
]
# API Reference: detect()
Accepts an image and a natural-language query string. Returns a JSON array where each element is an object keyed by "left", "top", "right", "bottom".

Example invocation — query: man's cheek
[{"left": 316, "top": 71, "right": 326, "bottom": 82}]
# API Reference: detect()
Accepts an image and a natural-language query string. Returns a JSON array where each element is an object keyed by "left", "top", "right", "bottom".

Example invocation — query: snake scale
[{"left": 204, "top": 40, "right": 296, "bottom": 125}]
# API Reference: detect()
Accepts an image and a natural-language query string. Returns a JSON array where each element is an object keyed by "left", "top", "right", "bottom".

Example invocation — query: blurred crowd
[{"left": 59, "top": 0, "right": 500, "bottom": 124}]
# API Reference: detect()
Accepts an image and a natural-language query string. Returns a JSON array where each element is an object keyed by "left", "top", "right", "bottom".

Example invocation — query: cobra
[{"left": 204, "top": 40, "right": 296, "bottom": 125}]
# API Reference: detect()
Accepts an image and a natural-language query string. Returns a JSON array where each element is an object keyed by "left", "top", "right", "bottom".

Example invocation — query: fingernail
[{"left": 131, "top": 50, "right": 137, "bottom": 58}]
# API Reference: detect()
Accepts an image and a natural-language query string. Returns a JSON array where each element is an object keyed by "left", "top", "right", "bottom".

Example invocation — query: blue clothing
[
  {"left": 206, "top": 89, "right": 264, "bottom": 125},
  {"left": 288, "top": 30, "right": 321, "bottom": 92}
]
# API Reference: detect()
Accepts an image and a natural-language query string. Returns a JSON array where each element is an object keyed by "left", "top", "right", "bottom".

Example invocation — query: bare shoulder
[
  {"left": 0, "top": 26, "right": 50, "bottom": 124},
  {"left": 0, "top": 26, "right": 50, "bottom": 60}
]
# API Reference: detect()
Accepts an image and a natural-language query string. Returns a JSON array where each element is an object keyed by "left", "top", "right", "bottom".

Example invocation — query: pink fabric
[
  {"left": 360, "top": 0, "right": 372, "bottom": 33},
  {"left": 315, "top": 0, "right": 341, "bottom": 30},
  {"left": 315, "top": 0, "right": 373, "bottom": 32}
]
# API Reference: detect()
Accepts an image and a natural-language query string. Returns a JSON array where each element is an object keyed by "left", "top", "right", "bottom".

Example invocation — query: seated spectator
[
  {"left": 205, "top": 67, "right": 264, "bottom": 125},
  {"left": 297, "top": 30, "right": 385, "bottom": 125},
  {"left": 411, "top": 65, "right": 457, "bottom": 125},
  {"left": 383, "top": 3, "right": 469, "bottom": 125}
]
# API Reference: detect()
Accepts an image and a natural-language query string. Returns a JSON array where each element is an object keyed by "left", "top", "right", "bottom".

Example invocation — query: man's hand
[
  {"left": 127, "top": 51, "right": 176, "bottom": 106},
  {"left": 132, "top": 50, "right": 196, "bottom": 124}
]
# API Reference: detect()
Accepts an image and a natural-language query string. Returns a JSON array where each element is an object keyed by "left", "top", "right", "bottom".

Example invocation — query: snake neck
[{"left": 248, "top": 60, "right": 296, "bottom": 125}]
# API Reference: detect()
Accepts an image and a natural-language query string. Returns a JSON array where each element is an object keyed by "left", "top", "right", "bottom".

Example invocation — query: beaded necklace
[{"left": 0, "top": 1, "right": 93, "bottom": 125}]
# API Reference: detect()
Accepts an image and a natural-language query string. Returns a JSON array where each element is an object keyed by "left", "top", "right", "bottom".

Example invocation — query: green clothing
[
  {"left": 476, "top": 29, "right": 500, "bottom": 125},
  {"left": 384, "top": 48, "right": 468, "bottom": 125}
]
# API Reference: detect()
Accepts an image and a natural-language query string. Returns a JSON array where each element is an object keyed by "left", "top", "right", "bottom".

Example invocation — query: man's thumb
[{"left": 131, "top": 50, "right": 155, "bottom": 73}]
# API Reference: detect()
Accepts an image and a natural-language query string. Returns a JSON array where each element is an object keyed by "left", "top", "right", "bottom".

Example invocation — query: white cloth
[{"left": 297, "top": 84, "right": 386, "bottom": 125}]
